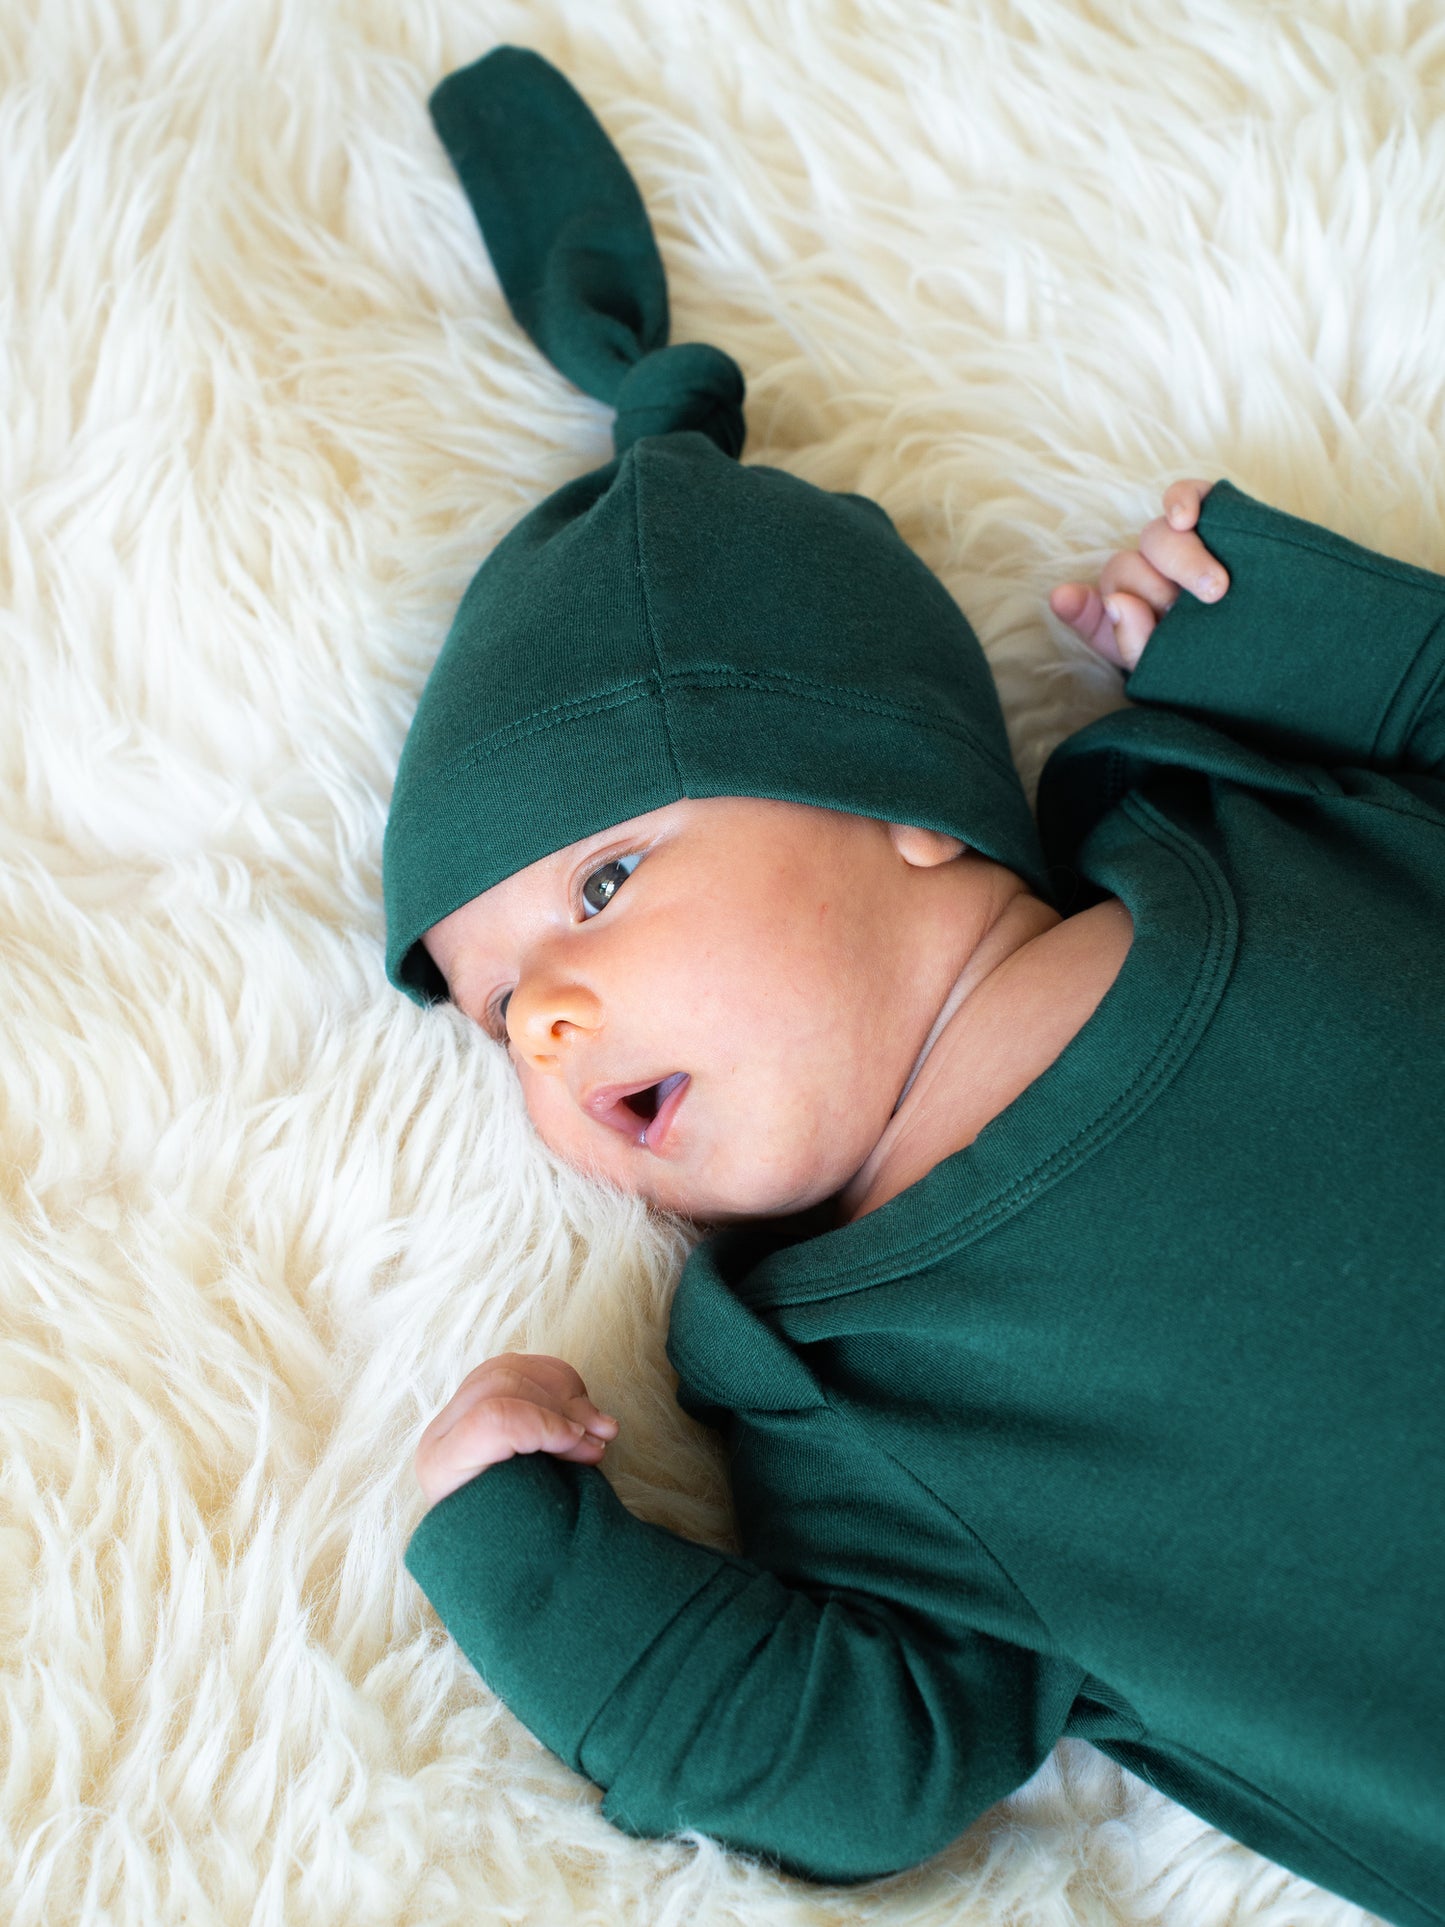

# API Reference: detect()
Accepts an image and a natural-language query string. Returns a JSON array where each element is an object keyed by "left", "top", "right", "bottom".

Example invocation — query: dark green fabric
[
  {"left": 431, "top": 47, "right": 663, "bottom": 415},
  {"left": 430, "top": 50, "right": 749, "bottom": 457},
  {"left": 382, "top": 48, "right": 1049, "bottom": 1001},
  {"left": 406, "top": 483, "right": 1445, "bottom": 1922}
]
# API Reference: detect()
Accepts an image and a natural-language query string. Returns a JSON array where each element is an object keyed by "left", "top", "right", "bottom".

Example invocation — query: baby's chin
[{"left": 622, "top": 1143, "right": 859, "bottom": 1232}]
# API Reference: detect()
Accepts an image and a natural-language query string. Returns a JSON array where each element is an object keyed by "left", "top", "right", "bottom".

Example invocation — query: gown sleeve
[
  {"left": 404, "top": 1378, "right": 1081, "bottom": 1884},
  {"left": 1122, "top": 480, "right": 1445, "bottom": 777}
]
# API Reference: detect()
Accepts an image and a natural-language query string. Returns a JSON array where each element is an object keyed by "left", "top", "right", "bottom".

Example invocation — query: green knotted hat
[{"left": 383, "top": 45, "right": 1050, "bottom": 1003}]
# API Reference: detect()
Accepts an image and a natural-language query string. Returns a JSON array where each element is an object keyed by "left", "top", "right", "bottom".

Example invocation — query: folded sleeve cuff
[
  {"left": 404, "top": 1453, "right": 734, "bottom": 1768},
  {"left": 1124, "top": 480, "right": 1445, "bottom": 771}
]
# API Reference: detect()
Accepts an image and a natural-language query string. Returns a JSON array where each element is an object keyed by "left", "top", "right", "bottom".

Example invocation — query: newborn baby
[
  {"left": 390, "top": 48, "right": 1445, "bottom": 1925},
  {"left": 413, "top": 483, "right": 1223, "bottom": 1493}
]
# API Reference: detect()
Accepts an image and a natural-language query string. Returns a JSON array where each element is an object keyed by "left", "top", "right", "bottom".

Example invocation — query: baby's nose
[{"left": 507, "top": 973, "right": 604, "bottom": 1057}]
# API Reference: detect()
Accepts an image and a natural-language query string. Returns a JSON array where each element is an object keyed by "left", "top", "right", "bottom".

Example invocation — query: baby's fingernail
[
  {"left": 1197, "top": 571, "right": 1223, "bottom": 598},
  {"left": 1169, "top": 504, "right": 1188, "bottom": 527},
  {"left": 1104, "top": 598, "right": 1123, "bottom": 625}
]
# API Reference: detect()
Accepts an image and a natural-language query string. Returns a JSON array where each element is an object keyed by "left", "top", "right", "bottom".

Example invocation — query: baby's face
[{"left": 421, "top": 795, "right": 963, "bottom": 1226}]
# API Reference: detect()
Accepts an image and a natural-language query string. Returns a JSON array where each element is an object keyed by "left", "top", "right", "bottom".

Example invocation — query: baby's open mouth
[
  {"left": 585, "top": 1072, "right": 690, "bottom": 1150},
  {"left": 622, "top": 1071, "right": 688, "bottom": 1120}
]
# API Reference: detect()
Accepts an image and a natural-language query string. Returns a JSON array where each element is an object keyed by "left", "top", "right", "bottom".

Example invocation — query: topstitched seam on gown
[{"left": 757, "top": 793, "right": 1235, "bottom": 1304}]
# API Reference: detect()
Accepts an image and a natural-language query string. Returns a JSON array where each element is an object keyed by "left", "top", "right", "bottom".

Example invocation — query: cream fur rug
[{"left": 3, "top": 0, "right": 1435, "bottom": 1920}]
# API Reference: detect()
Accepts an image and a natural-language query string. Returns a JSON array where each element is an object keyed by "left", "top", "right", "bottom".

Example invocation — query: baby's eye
[
  {"left": 580, "top": 852, "right": 640, "bottom": 918},
  {"left": 483, "top": 988, "right": 513, "bottom": 1045}
]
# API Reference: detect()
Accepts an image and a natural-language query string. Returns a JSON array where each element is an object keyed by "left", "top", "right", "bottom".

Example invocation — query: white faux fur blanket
[{"left": 4, "top": 0, "right": 1433, "bottom": 1920}]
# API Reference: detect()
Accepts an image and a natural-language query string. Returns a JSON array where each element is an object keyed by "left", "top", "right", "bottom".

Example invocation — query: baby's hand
[
  {"left": 414, "top": 1352, "right": 619, "bottom": 1507},
  {"left": 1049, "top": 479, "right": 1229, "bottom": 671}
]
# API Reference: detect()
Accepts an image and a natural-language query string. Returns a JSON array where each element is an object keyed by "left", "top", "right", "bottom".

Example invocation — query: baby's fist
[
  {"left": 414, "top": 1352, "right": 619, "bottom": 1507},
  {"left": 1051, "top": 478, "right": 1225, "bottom": 671}
]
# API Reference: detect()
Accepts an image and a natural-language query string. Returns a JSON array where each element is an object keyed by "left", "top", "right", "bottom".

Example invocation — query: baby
[
  {"left": 413, "top": 481, "right": 1217, "bottom": 1474},
  {"left": 390, "top": 47, "right": 1445, "bottom": 1927}
]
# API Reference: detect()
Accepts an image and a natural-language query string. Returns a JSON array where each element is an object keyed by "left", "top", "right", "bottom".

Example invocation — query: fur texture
[{"left": 3, "top": 0, "right": 1435, "bottom": 1919}]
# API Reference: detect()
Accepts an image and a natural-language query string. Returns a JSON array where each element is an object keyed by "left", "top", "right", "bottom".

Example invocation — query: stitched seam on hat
[
  {"left": 418, "top": 670, "right": 1024, "bottom": 785},
  {"left": 388, "top": 691, "right": 656, "bottom": 825},
  {"left": 492, "top": 679, "right": 653, "bottom": 729},
  {"left": 415, "top": 682, "right": 657, "bottom": 775},
  {"left": 668, "top": 667, "right": 1019, "bottom": 780},
  {"left": 421, "top": 672, "right": 1023, "bottom": 786},
  {"left": 629, "top": 452, "right": 687, "bottom": 790}
]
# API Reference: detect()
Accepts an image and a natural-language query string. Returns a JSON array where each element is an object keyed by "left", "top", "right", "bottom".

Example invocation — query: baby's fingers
[
  {"left": 416, "top": 1395, "right": 599, "bottom": 1506},
  {"left": 1162, "top": 477, "right": 1213, "bottom": 530},
  {"left": 1101, "top": 591, "right": 1157, "bottom": 671},
  {"left": 1139, "top": 514, "right": 1229, "bottom": 604},
  {"left": 474, "top": 1394, "right": 592, "bottom": 1456},
  {"left": 1147, "top": 480, "right": 1227, "bottom": 601},
  {"left": 1050, "top": 582, "right": 1156, "bottom": 671}
]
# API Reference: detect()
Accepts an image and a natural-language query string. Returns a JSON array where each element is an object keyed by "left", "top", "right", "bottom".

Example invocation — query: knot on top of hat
[
  {"left": 429, "top": 51, "right": 749, "bottom": 460},
  {"left": 613, "top": 342, "right": 746, "bottom": 459}
]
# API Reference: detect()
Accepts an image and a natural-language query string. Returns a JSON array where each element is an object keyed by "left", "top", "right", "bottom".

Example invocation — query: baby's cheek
[
  {"left": 516, "top": 1071, "right": 559, "bottom": 1140},
  {"left": 518, "top": 1074, "right": 603, "bottom": 1173}
]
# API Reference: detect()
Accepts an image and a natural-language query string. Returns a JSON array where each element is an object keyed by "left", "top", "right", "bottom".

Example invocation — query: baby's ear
[{"left": 887, "top": 823, "right": 967, "bottom": 868}]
